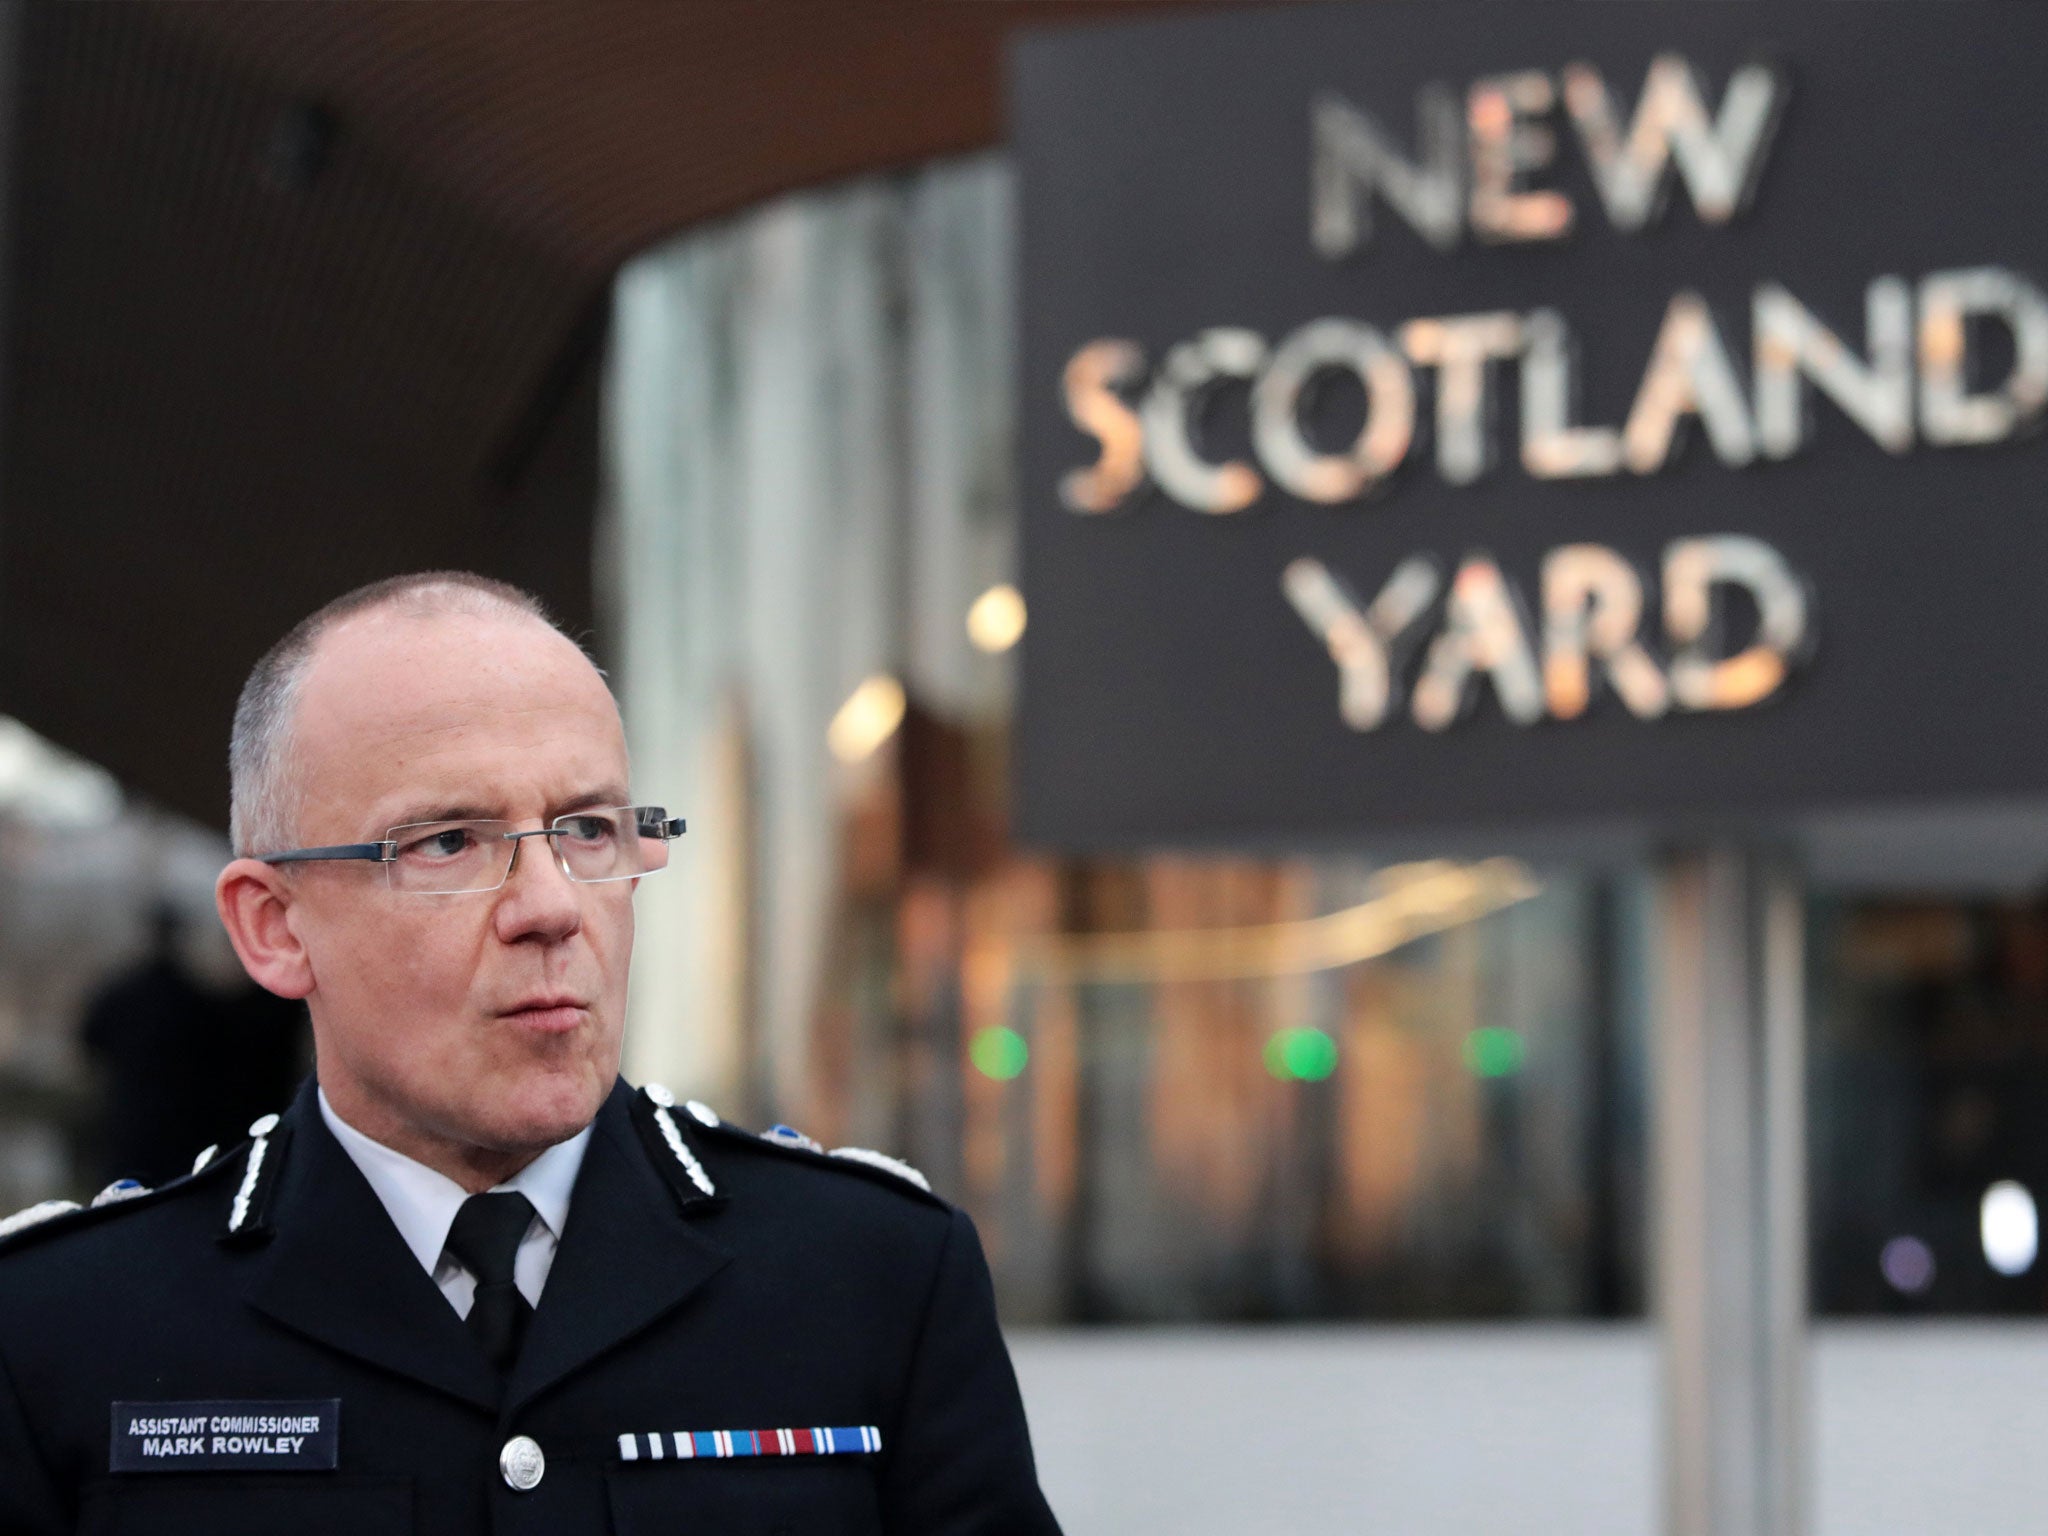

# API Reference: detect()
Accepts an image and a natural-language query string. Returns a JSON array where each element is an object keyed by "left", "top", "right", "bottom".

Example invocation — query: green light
[
  {"left": 970, "top": 1026, "right": 1029, "bottom": 1081},
  {"left": 1264, "top": 1027, "right": 1338, "bottom": 1082},
  {"left": 1464, "top": 1027, "right": 1526, "bottom": 1078},
  {"left": 1286, "top": 1029, "right": 1339, "bottom": 1081}
]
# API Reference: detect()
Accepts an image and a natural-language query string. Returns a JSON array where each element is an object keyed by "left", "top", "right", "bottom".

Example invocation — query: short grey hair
[{"left": 228, "top": 571, "right": 558, "bottom": 857}]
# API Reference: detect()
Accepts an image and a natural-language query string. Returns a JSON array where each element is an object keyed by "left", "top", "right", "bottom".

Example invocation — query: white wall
[{"left": 1011, "top": 1323, "right": 2048, "bottom": 1535}]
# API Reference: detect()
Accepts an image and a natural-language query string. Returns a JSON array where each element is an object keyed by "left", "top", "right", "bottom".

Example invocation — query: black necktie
[{"left": 444, "top": 1191, "right": 537, "bottom": 1374}]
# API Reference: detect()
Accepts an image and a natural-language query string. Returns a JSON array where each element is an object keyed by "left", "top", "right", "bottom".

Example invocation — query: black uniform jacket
[{"left": 0, "top": 1077, "right": 1063, "bottom": 1535}]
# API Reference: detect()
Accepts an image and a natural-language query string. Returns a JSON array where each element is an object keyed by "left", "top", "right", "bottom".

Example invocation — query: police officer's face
[{"left": 278, "top": 609, "right": 635, "bottom": 1172}]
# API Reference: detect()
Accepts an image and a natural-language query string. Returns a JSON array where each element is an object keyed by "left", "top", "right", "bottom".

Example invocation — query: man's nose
[{"left": 493, "top": 833, "right": 584, "bottom": 943}]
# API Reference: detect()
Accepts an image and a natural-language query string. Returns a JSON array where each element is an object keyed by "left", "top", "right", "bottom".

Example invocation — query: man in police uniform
[{"left": 0, "top": 572, "right": 1063, "bottom": 1534}]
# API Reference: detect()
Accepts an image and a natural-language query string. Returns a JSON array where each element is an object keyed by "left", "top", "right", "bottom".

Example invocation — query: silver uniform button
[{"left": 500, "top": 1435, "right": 545, "bottom": 1492}]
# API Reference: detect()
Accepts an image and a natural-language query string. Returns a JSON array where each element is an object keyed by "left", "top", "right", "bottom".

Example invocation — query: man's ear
[{"left": 215, "top": 858, "right": 314, "bottom": 1000}]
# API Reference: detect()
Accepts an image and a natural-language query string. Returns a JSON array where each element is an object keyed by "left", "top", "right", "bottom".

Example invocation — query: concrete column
[{"left": 1652, "top": 848, "right": 1807, "bottom": 1536}]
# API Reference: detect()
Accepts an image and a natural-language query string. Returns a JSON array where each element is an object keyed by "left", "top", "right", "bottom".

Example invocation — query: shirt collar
[
  {"left": 317, "top": 1087, "right": 593, "bottom": 1273},
  {"left": 499, "top": 1121, "right": 589, "bottom": 1247}
]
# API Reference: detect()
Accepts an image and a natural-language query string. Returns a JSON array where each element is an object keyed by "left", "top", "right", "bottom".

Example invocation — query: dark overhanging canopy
[{"left": 0, "top": 0, "right": 1219, "bottom": 828}]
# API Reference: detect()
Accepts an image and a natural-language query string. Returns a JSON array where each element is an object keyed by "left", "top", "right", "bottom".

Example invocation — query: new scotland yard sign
[{"left": 1014, "top": 3, "right": 2048, "bottom": 849}]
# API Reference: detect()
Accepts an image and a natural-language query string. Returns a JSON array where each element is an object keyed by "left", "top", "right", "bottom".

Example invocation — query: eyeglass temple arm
[{"left": 258, "top": 842, "right": 396, "bottom": 866}]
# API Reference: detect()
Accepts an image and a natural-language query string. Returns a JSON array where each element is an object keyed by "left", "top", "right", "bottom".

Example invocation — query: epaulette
[
  {"left": 0, "top": 1140, "right": 247, "bottom": 1259},
  {"left": 636, "top": 1084, "right": 945, "bottom": 1209}
]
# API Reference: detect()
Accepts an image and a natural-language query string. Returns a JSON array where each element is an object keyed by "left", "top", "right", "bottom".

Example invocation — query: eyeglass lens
[{"left": 384, "top": 807, "right": 673, "bottom": 894}]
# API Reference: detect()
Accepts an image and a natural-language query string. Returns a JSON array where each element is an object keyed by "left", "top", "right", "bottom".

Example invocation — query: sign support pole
[{"left": 1652, "top": 847, "right": 1807, "bottom": 1536}]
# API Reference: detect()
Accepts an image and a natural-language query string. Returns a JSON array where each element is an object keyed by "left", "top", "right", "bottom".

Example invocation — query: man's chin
[{"left": 482, "top": 1065, "right": 613, "bottom": 1150}]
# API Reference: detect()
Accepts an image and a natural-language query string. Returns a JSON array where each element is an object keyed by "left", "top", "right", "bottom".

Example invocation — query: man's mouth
[{"left": 499, "top": 996, "right": 589, "bottom": 1033}]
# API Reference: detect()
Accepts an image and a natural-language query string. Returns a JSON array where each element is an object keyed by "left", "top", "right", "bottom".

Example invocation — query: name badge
[{"left": 110, "top": 1400, "right": 340, "bottom": 1473}]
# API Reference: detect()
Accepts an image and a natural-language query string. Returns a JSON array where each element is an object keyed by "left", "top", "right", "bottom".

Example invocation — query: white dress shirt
[{"left": 318, "top": 1088, "right": 591, "bottom": 1319}]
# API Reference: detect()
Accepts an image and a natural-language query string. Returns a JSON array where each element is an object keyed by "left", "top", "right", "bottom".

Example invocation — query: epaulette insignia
[
  {"left": 0, "top": 1178, "right": 153, "bottom": 1242},
  {"left": 761, "top": 1123, "right": 823, "bottom": 1154},
  {"left": 826, "top": 1145, "right": 933, "bottom": 1193},
  {"left": 0, "top": 1133, "right": 247, "bottom": 1255},
  {"left": 0, "top": 1199, "right": 81, "bottom": 1241},
  {"left": 759, "top": 1123, "right": 931, "bottom": 1191},
  {"left": 672, "top": 1096, "right": 944, "bottom": 1205}
]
